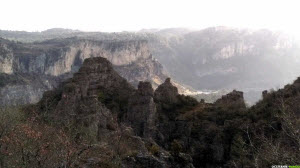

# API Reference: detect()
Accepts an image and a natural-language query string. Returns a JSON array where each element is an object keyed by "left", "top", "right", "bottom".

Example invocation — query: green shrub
[
  {"left": 98, "top": 91, "right": 106, "bottom": 102},
  {"left": 126, "top": 150, "right": 138, "bottom": 157},
  {"left": 170, "top": 140, "right": 183, "bottom": 155},
  {"left": 147, "top": 144, "right": 160, "bottom": 156},
  {"left": 0, "top": 107, "right": 23, "bottom": 135}
]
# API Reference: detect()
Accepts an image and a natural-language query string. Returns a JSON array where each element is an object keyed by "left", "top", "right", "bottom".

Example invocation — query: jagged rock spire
[
  {"left": 154, "top": 78, "right": 179, "bottom": 104},
  {"left": 39, "top": 57, "right": 135, "bottom": 141},
  {"left": 137, "top": 81, "right": 154, "bottom": 96},
  {"left": 125, "top": 81, "right": 157, "bottom": 137},
  {"left": 215, "top": 90, "right": 246, "bottom": 109},
  {"left": 262, "top": 90, "right": 268, "bottom": 99}
]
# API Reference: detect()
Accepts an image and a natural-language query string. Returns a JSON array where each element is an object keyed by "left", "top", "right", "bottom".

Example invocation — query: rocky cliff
[
  {"left": 34, "top": 57, "right": 194, "bottom": 167},
  {"left": 1, "top": 56, "right": 299, "bottom": 167},
  {"left": 125, "top": 81, "right": 157, "bottom": 137},
  {"left": 0, "top": 37, "right": 168, "bottom": 106},
  {"left": 38, "top": 57, "right": 134, "bottom": 141}
]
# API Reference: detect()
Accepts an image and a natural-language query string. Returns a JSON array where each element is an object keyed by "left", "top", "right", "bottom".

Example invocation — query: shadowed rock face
[
  {"left": 32, "top": 56, "right": 300, "bottom": 167},
  {"left": 137, "top": 81, "right": 155, "bottom": 96},
  {"left": 35, "top": 59, "right": 249, "bottom": 167},
  {"left": 154, "top": 78, "right": 179, "bottom": 105},
  {"left": 37, "top": 57, "right": 194, "bottom": 167},
  {"left": 214, "top": 89, "right": 246, "bottom": 109},
  {"left": 39, "top": 57, "right": 135, "bottom": 141},
  {"left": 39, "top": 56, "right": 161, "bottom": 141},
  {"left": 125, "top": 81, "right": 157, "bottom": 137}
]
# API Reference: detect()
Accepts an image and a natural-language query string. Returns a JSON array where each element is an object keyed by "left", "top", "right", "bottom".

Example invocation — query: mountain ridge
[
  {"left": 1, "top": 27, "right": 300, "bottom": 105},
  {"left": 1, "top": 56, "right": 297, "bottom": 167}
]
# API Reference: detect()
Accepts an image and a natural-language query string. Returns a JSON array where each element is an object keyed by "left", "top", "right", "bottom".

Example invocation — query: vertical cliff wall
[{"left": 0, "top": 38, "right": 168, "bottom": 106}]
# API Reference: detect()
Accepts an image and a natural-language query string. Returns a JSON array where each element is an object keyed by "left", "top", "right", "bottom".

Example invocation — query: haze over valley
[{"left": 1, "top": 27, "right": 300, "bottom": 105}]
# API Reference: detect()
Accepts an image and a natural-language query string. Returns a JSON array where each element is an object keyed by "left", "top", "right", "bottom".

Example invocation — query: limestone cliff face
[
  {"left": 5, "top": 39, "right": 151, "bottom": 75},
  {"left": 42, "top": 40, "right": 150, "bottom": 76},
  {"left": 212, "top": 42, "right": 254, "bottom": 60},
  {"left": 0, "top": 38, "right": 167, "bottom": 106},
  {"left": 0, "top": 74, "right": 58, "bottom": 105},
  {"left": 0, "top": 39, "right": 14, "bottom": 74}
]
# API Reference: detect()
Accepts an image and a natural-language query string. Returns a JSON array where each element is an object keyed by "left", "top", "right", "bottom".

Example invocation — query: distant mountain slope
[
  {"left": 151, "top": 27, "right": 300, "bottom": 90},
  {"left": 147, "top": 27, "right": 300, "bottom": 104},
  {"left": 1, "top": 27, "right": 300, "bottom": 104}
]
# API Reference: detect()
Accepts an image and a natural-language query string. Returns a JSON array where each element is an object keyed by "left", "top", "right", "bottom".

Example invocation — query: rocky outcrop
[
  {"left": 39, "top": 57, "right": 135, "bottom": 141},
  {"left": 214, "top": 90, "right": 246, "bottom": 109},
  {"left": 35, "top": 57, "right": 195, "bottom": 168},
  {"left": 32, "top": 62, "right": 247, "bottom": 168},
  {"left": 152, "top": 78, "right": 197, "bottom": 150},
  {"left": 125, "top": 81, "right": 157, "bottom": 137},
  {"left": 262, "top": 90, "right": 268, "bottom": 99},
  {"left": 154, "top": 78, "right": 179, "bottom": 105}
]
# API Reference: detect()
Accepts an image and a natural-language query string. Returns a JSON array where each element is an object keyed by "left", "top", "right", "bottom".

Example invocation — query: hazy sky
[{"left": 1, "top": 0, "right": 299, "bottom": 34}]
